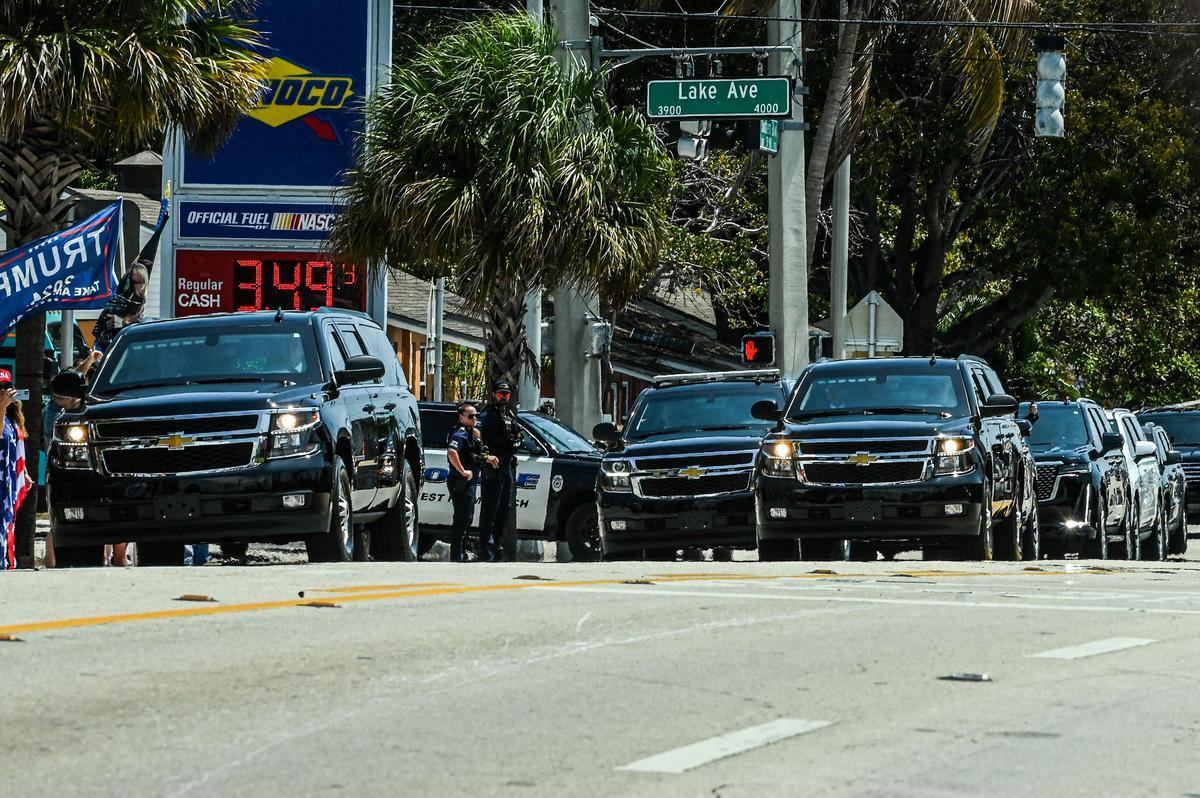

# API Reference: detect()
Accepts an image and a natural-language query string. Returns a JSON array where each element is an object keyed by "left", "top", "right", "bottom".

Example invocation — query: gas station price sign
[{"left": 174, "top": 249, "right": 366, "bottom": 316}]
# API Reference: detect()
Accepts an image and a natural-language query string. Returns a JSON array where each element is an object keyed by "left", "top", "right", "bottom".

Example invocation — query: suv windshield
[
  {"left": 522, "top": 413, "right": 596, "bottom": 453},
  {"left": 92, "top": 326, "right": 323, "bottom": 394},
  {"left": 789, "top": 368, "right": 968, "bottom": 419},
  {"left": 1137, "top": 413, "right": 1200, "bottom": 447},
  {"left": 1024, "top": 404, "right": 1089, "bottom": 450},
  {"left": 626, "top": 382, "right": 783, "bottom": 440}
]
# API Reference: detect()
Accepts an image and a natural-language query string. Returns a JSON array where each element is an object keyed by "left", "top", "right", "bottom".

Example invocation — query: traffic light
[
  {"left": 1035, "top": 35, "right": 1067, "bottom": 138},
  {"left": 741, "top": 332, "right": 775, "bottom": 366},
  {"left": 677, "top": 120, "right": 712, "bottom": 160}
]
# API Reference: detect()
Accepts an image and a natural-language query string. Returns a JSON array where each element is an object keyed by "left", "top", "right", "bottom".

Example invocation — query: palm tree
[
  {"left": 330, "top": 13, "right": 673, "bottom": 396},
  {"left": 0, "top": 0, "right": 266, "bottom": 566}
]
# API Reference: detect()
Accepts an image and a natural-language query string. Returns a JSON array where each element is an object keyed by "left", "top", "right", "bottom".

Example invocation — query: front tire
[
  {"left": 1022, "top": 501, "right": 1041, "bottom": 561},
  {"left": 1169, "top": 506, "right": 1188, "bottom": 556},
  {"left": 1141, "top": 504, "right": 1167, "bottom": 561},
  {"left": 956, "top": 481, "right": 994, "bottom": 561},
  {"left": 371, "top": 460, "right": 418, "bottom": 562},
  {"left": 564, "top": 503, "right": 601, "bottom": 562},
  {"left": 307, "top": 458, "right": 354, "bottom": 563}
]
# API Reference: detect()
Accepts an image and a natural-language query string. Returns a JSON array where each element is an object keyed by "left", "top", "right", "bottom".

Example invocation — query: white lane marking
[
  {"left": 618, "top": 718, "right": 832, "bottom": 774},
  {"left": 1030, "top": 637, "right": 1157, "bottom": 660},
  {"left": 556, "top": 586, "right": 1200, "bottom": 616}
]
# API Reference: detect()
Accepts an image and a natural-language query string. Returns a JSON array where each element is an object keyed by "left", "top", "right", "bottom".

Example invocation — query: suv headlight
[
  {"left": 52, "top": 423, "right": 92, "bottom": 469},
  {"left": 934, "top": 436, "right": 975, "bottom": 476},
  {"left": 601, "top": 459, "right": 633, "bottom": 492},
  {"left": 760, "top": 440, "right": 797, "bottom": 478},
  {"left": 268, "top": 410, "right": 321, "bottom": 459}
]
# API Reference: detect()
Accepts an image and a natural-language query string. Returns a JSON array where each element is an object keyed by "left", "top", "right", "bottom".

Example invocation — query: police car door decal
[{"left": 420, "top": 448, "right": 554, "bottom": 532}]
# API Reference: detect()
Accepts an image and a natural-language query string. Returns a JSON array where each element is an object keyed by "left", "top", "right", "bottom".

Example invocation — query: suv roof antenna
[{"left": 275, "top": 307, "right": 284, "bottom": 323}]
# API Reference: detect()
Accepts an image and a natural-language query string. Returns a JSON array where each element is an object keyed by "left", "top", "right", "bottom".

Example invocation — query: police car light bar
[{"left": 652, "top": 369, "right": 781, "bottom": 387}]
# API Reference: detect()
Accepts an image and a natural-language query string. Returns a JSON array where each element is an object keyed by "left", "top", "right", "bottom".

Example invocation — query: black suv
[
  {"left": 753, "top": 356, "right": 1038, "bottom": 561},
  {"left": 592, "top": 370, "right": 793, "bottom": 560},
  {"left": 48, "top": 309, "right": 423, "bottom": 566},
  {"left": 1020, "top": 399, "right": 1130, "bottom": 558},
  {"left": 1137, "top": 406, "right": 1200, "bottom": 525}
]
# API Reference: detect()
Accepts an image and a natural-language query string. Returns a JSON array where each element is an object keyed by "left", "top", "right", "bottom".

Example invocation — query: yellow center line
[{"left": 0, "top": 567, "right": 1093, "bottom": 637}]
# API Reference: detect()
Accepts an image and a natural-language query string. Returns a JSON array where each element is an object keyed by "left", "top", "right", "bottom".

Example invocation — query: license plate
[
  {"left": 845, "top": 501, "right": 881, "bottom": 522},
  {"left": 153, "top": 496, "right": 202, "bottom": 522}
]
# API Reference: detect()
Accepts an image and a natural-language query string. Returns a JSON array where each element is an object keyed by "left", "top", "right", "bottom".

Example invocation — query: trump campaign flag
[{"left": 0, "top": 201, "right": 121, "bottom": 336}]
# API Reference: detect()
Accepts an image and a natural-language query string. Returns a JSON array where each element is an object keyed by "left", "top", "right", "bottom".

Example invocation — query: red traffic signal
[{"left": 741, "top": 332, "right": 775, "bottom": 366}]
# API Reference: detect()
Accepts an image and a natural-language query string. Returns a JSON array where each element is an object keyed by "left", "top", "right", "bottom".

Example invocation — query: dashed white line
[
  {"left": 1030, "top": 637, "right": 1157, "bottom": 660},
  {"left": 617, "top": 718, "right": 833, "bottom": 774}
]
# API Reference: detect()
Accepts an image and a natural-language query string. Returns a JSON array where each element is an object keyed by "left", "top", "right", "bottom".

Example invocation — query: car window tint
[
  {"left": 336, "top": 324, "right": 368, "bottom": 358},
  {"left": 325, "top": 327, "right": 347, "bottom": 373},
  {"left": 359, "top": 325, "right": 406, "bottom": 387},
  {"left": 421, "top": 408, "right": 459, "bottom": 448}
]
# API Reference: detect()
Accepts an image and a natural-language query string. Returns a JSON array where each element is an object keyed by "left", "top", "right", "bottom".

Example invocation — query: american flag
[{"left": 1, "top": 417, "right": 32, "bottom": 570}]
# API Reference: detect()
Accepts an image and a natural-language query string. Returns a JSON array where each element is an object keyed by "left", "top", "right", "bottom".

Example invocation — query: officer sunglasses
[{"left": 495, "top": 391, "right": 512, "bottom": 398}]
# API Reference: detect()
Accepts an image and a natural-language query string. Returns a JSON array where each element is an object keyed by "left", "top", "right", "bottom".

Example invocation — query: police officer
[
  {"left": 446, "top": 402, "right": 496, "bottom": 562},
  {"left": 477, "top": 381, "right": 521, "bottom": 562}
]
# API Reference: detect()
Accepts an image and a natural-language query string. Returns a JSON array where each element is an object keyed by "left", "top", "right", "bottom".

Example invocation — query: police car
[{"left": 418, "top": 402, "right": 602, "bottom": 560}]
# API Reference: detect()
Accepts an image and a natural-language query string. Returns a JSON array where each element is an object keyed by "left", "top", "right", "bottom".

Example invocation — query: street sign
[
  {"left": 646, "top": 77, "right": 792, "bottom": 120},
  {"left": 759, "top": 119, "right": 779, "bottom": 154}
]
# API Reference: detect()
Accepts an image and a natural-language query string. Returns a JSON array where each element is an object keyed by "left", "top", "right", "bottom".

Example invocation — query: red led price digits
[
  {"left": 273, "top": 261, "right": 303, "bottom": 310},
  {"left": 342, "top": 263, "right": 358, "bottom": 286},
  {"left": 235, "top": 259, "right": 263, "bottom": 311},
  {"left": 306, "top": 261, "right": 334, "bottom": 307}
]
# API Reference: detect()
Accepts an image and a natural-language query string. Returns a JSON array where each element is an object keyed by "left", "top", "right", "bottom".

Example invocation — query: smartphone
[{"left": 13, "top": 389, "right": 29, "bottom": 401}]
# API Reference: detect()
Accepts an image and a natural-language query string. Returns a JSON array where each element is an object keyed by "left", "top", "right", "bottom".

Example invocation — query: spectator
[{"left": 0, "top": 369, "right": 32, "bottom": 571}]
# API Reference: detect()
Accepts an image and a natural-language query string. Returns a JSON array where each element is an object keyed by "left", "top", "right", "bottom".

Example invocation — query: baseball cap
[
  {"left": 493, "top": 380, "right": 512, "bottom": 393},
  {"left": 0, "top": 368, "right": 12, "bottom": 387}
]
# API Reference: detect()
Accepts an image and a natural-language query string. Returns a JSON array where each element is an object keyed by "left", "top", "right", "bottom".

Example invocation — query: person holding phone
[{"left": 0, "top": 368, "right": 32, "bottom": 570}]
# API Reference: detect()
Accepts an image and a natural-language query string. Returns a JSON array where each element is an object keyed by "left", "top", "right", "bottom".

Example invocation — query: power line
[{"left": 590, "top": 7, "right": 1200, "bottom": 36}]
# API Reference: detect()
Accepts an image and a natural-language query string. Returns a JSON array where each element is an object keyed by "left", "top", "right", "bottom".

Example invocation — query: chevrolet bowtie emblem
[
  {"left": 157, "top": 433, "right": 194, "bottom": 450},
  {"left": 846, "top": 452, "right": 878, "bottom": 466},
  {"left": 678, "top": 466, "right": 707, "bottom": 479}
]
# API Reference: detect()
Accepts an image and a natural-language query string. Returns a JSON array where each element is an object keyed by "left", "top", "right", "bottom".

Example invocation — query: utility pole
[
  {"left": 521, "top": 0, "right": 544, "bottom": 410},
  {"left": 432, "top": 278, "right": 445, "bottom": 400},
  {"left": 768, "top": 0, "right": 809, "bottom": 375},
  {"left": 551, "top": 0, "right": 603, "bottom": 433},
  {"left": 829, "top": 0, "right": 850, "bottom": 360}
]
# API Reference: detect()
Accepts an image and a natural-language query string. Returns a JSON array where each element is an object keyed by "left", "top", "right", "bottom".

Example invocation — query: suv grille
[
  {"left": 1182, "top": 463, "right": 1200, "bottom": 484},
  {"left": 638, "top": 473, "right": 750, "bottom": 498},
  {"left": 96, "top": 415, "right": 260, "bottom": 439},
  {"left": 103, "top": 443, "right": 256, "bottom": 475},
  {"left": 804, "top": 461, "right": 925, "bottom": 485},
  {"left": 634, "top": 453, "right": 754, "bottom": 471},
  {"left": 801, "top": 439, "right": 928, "bottom": 455},
  {"left": 1035, "top": 464, "right": 1060, "bottom": 501}
]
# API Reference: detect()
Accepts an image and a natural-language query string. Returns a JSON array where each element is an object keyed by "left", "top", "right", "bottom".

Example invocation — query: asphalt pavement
[{"left": 4, "top": 543, "right": 1200, "bottom": 797}]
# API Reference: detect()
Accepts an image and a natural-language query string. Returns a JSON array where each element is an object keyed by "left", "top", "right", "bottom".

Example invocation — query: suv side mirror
[
  {"left": 1100, "top": 432, "right": 1124, "bottom": 454},
  {"left": 1167, "top": 449, "right": 1183, "bottom": 465},
  {"left": 981, "top": 393, "right": 1018, "bottom": 418},
  {"left": 751, "top": 400, "right": 783, "bottom": 423},
  {"left": 335, "top": 355, "right": 385, "bottom": 386},
  {"left": 592, "top": 422, "right": 619, "bottom": 444},
  {"left": 1016, "top": 419, "right": 1032, "bottom": 437},
  {"left": 1134, "top": 440, "right": 1157, "bottom": 459}
]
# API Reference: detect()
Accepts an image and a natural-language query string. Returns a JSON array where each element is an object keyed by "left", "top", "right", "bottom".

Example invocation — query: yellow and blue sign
[{"left": 182, "top": 0, "right": 369, "bottom": 188}]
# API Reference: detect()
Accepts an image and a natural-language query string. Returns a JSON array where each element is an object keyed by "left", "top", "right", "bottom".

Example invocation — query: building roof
[
  {"left": 115, "top": 150, "right": 163, "bottom": 168},
  {"left": 385, "top": 271, "right": 485, "bottom": 349},
  {"left": 66, "top": 188, "right": 162, "bottom": 229}
]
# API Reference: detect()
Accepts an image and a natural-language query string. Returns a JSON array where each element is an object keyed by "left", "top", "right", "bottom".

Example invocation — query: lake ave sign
[{"left": 646, "top": 77, "right": 792, "bottom": 120}]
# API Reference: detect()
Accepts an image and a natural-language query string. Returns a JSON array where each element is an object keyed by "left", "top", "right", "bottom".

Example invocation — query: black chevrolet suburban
[
  {"left": 48, "top": 309, "right": 423, "bottom": 566},
  {"left": 592, "top": 370, "right": 793, "bottom": 560},
  {"left": 753, "top": 356, "right": 1039, "bottom": 561}
]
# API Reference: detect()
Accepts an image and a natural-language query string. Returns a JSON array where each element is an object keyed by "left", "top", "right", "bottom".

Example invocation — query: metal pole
[
  {"left": 433, "top": 277, "right": 445, "bottom": 401},
  {"left": 768, "top": 0, "right": 809, "bottom": 376},
  {"left": 520, "top": 0, "right": 543, "bottom": 410},
  {"left": 830, "top": 0, "right": 850, "bottom": 361},
  {"left": 59, "top": 311, "right": 74, "bottom": 369},
  {"left": 553, "top": 0, "right": 603, "bottom": 434},
  {"left": 867, "top": 291, "right": 879, "bottom": 358}
]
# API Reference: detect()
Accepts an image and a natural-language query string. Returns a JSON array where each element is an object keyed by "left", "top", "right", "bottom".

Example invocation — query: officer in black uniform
[
  {"left": 477, "top": 381, "right": 521, "bottom": 562},
  {"left": 445, "top": 401, "right": 496, "bottom": 562}
]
